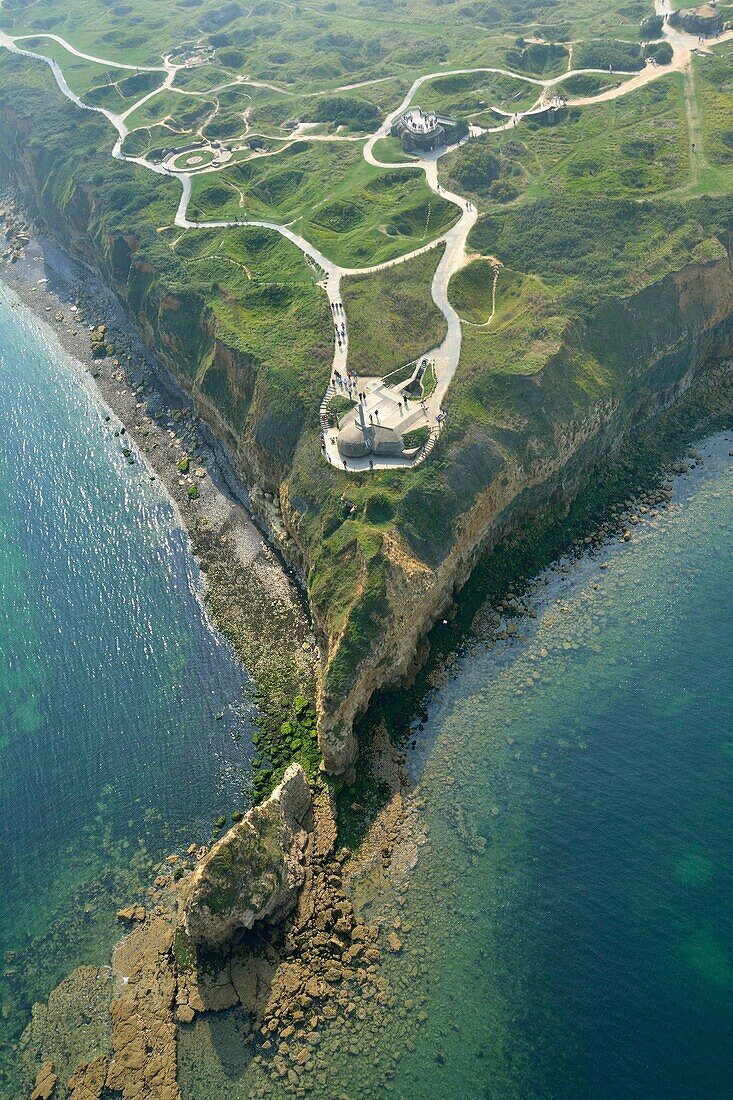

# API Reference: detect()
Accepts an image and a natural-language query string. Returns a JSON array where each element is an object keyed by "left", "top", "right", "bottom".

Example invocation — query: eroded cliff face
[
  {"left": 312, "top": 256, "right": 733, "bottom": 775},
  {"left": 2, "top": 87, "right": 733, "bottom": 784}
]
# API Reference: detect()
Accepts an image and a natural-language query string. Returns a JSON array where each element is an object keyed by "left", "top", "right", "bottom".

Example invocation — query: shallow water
[
  {"left": 369, "top": 433, "right": 733, "bottom": 1099},
  {"left": 0, "top": 285, "right": 254, "bottom": 1089},
  {"left": 2, "top": 278, "right": 731, "bottom": 1100},
  {"left": 175, "top": 436, "right": 733, "bottom": 1100}
]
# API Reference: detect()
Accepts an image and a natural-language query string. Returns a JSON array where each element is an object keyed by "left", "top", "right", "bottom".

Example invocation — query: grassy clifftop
[{"left": 2, "top": 53, "right": 733, "bottom": 778}]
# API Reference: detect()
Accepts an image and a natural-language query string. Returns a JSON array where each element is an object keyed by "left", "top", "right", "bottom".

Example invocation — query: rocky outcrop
[
  {"left": 30, "top": 1062, "right": 56, "bottom": 1100},
  {"left": 106, "top": 915, "right": 179, "bottom": 1100},
  {"left": 184, "top": 764, "right": 313, "bottom": 947}
]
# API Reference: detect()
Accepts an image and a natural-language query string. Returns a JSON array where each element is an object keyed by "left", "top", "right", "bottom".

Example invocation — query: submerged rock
[{"left": 183, "top": 764, "right": 313, "bottom": 948}]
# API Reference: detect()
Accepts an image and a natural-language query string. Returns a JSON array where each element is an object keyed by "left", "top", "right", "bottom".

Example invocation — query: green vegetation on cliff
[{"left": 3, "top": 0, "right": 733, "bottom": 776}]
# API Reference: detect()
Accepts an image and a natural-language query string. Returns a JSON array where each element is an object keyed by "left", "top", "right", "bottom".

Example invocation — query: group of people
[
  {"left": 330, "top": 300, "right": 346, "bottom": 347},
  {"left": 332, "top": 369, "right": 359, "bottom": 396}
]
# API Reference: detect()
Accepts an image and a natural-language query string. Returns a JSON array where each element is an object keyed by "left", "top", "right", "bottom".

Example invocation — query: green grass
[
  {"left": 441, "top": 75, "right": 690, "bottom": 210},
  {"left": 417, "top": 69, "right": 540, "bottom": 121},
  {"left": 189, "top": 140, "right": 366, "bottom": 224},
  {"left": 342, "top": 245, "right": 446, "bottom": 375},
  {"left": 124, "top": 89, "right": 218, "bottom": 132},
  {"left": 695, "top": 50, "right": 733, "bottom": 170},
  {"left": 449, "top": 257, "right": 496, "bottom": 324},
  {"left": 305, "top": 172, "right": 459, "bottom": 266},
  {"left": 9, "top": 36, "right": 142, "bottom": 98},
  {"left": 371, "top": 136, "right": 419, "bottom": 164}
]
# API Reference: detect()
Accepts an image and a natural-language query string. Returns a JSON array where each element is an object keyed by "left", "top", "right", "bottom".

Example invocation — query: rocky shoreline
[
  {"left": 4, "top": 189, "right": 733, "bottom": 1098},
  {"left": 0, "top": 196, "right": 317, "bottom": 785},
  {"left": 0, "top": 197, "right": 419, "bottom": 1100}
]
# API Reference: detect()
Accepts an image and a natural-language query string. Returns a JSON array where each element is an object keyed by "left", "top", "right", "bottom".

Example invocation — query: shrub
[
  {"left": 640, "top": 14, "right": 664, "bottom": 38},
  {"left": 645, "top": 41, "right": 673, "bottom": 65},
  {"left": 310, "top": 95, "right": 381, "bottom": 131},
  {"left": 576, "top": 39, "right": 645, "bottom": 72},
  {"left": 364, "top": 490, "right": 396, "bottom": 523},
  {"left": 450, "top": 145, "right": 501, "bottom": 194},
  {"left": 402, "top": 426, "right": 430, "bottom": 450}
]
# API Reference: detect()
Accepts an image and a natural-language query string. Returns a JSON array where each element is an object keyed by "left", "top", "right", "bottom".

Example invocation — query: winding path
[{"left": 1, "top": 10, "right": 726, "bottom": 471}]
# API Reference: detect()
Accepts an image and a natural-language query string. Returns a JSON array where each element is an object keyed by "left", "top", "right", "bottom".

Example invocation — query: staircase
[
  {"left": 416, "top": 426, "right": 439, "bottom": 463},
  {"left": 319, "top": 381, "right": 336, "bottom": 432}
]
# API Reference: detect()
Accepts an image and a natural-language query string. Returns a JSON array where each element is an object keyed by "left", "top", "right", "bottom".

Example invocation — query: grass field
[
  {"left": 417, "top": 70, "right": 542, "bottom": 120},
  {"left": 0, "top": 0, "right": 670, "bottom": 89},
  {"left": 342, "top": 246, "right": 446, "bottom": 375},
  {"left": 449, "top": 258, "right": 497, "bottom": 324},
  {"left": 440, "top": 74, "right": 690, "bottom": 209}
]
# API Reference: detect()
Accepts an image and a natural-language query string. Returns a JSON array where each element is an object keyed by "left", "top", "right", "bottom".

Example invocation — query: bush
[
  {"left": 310, "top": 95, "right": 381, "bottom": 131},
  {"left": 489, "top": 178, "right": 521, "bottom": 202},
  {"left": 640, "top": 14, "right": 664, "bottom": 39},
  {"left": 576, "top": 40, "right": 645, "bottom": 72},
  {"left": 402, "top": 426, "right": 430, "bottom": 450},
  {"left": 450, "top": 145, "right": 501, "bottom": 194},
  {"left": 645, "top": 41, "right": 673, "bottom": 65},
  {"left": 364, "top": 490, "right": 396, "bottom": 522}
]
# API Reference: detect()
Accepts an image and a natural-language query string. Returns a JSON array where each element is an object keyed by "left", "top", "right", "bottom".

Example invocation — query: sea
[
  {"left": 348, "top": 430, "right": 733, "bottom": 1100},
  {"left": 0, "top": 282, "right": 254, "bottom": 1093},
  {"left": 1, "top": 280, "right": 732, "bottom": 1100}
]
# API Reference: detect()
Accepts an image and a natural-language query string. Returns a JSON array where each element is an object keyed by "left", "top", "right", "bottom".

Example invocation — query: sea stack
[{"left": 183, "top": 764, "right": 313, "bottom": 948}]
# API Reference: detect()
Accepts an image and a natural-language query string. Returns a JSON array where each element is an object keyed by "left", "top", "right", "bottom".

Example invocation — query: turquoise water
[
  {"left": 2, "top": 276, "right": 731, "bottom": 1100},
  {"left": 0, "top": 285, "right": 254, "bottom": 1088},
  {"left": 176, "top": 438, "right": 733, "bottom": 1100},
  {"left": 364, "top": 436, "right": 733, "bottom": 1099}
]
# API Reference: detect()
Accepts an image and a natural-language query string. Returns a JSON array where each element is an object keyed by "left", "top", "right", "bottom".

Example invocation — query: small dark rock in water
[{"left": 215, "top": 710, "right": 224, "bottom": 720}]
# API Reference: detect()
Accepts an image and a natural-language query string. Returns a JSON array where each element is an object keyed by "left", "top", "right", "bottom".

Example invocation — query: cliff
[
  {"left": 2, "top": 56, "right": 733, "bottom": 782},
  {"left": 184, "top": 763, "right": 313, "bottom": 947}
]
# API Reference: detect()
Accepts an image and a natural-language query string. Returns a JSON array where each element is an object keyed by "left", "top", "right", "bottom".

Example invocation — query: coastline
[
  {"left": 0, "top": 202, "right": 318, "bottom": 788},
  {"left": 3, "top": 192, "right": 733, "bottom": 1097}
]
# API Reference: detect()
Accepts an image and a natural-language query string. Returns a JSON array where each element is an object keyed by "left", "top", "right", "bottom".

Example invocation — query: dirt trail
[{"left": 0, "top": 11, "right": 719, "bottom": 471}]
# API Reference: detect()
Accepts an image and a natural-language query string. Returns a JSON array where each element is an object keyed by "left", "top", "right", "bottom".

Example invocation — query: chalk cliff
[{"left": 2, "top": 56, "right": 733, "bottom": 782}]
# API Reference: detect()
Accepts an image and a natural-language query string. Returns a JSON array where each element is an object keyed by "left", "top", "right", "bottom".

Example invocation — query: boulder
[{"left": 183, "top": 764, "right": 313, "bottom": 948}]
